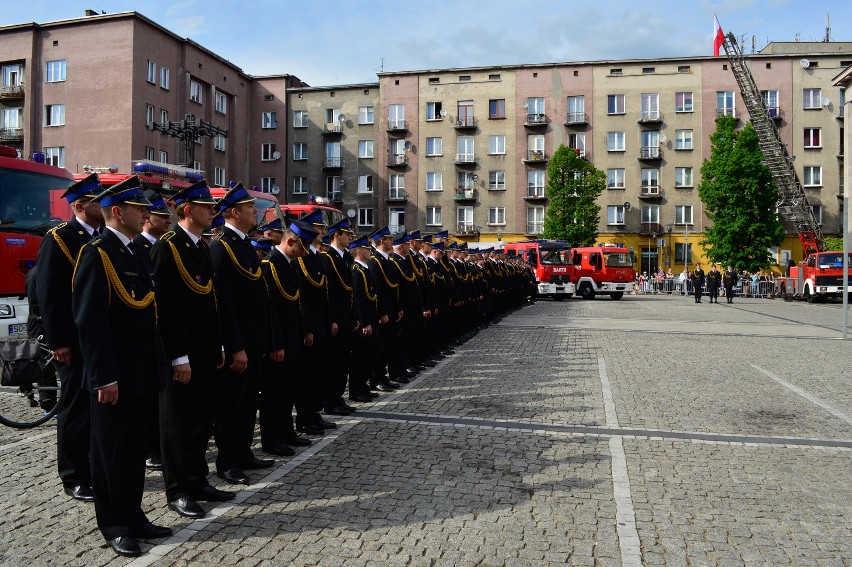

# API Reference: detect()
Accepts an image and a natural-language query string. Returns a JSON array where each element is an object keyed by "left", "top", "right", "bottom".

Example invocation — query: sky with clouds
[{"left": 4, "top": 0, "right": 851, "bottom": 85}]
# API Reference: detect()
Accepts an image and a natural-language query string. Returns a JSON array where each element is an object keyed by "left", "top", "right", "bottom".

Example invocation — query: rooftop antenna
[
  {"left": 380, "top": 58, "right": 384, "bottom": 73},
  {"left": 824, "top": 13, "right": 831, "bottom": 43},
  {"left": 751, "top": 35, "right": 755, "bottom": 54}
]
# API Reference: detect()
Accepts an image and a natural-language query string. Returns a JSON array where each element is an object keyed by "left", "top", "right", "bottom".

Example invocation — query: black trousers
[
  {"left": 694, "top": 285, "right": 702, "bottom": 301},
  {"left": 160, "top": 364, "right": 216, "bottom": 501},
  {"left": 90, "top": 392, "right": 153, "bottom": 540},
  {"left": 56, "top": 359, "right": 91, "bottom": 489},
  {"left": 373, "top": 319, "right": 397, "bottom": 384},
  {"left": 325, "top": 330, "right": 352, "bottom": 408},
  {"left": 297, "top": 337, "right": 329, "bottom": 422},
  {"left": 349, "top": 330, "right": 375, "bottom": 396},
  {"left": 259, "top": 355, "right": 298, "bottom": 448},
  {"left": 214, "top": 354, "right": 262, "bottom": 471}
]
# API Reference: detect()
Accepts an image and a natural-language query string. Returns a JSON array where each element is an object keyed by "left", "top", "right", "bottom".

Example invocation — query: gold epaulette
[
  {"left": 321, "top": 251, "right": 353, "bottom": 292},
  {"left": 262, "top": 258, "right": 300, "bottom": 301}
]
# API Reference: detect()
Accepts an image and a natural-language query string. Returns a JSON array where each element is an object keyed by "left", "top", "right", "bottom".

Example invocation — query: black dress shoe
[
  {"left": 349, "top": 393, "right": 373, "bottom": 403},
  {"left": 296, "top": 423, "right": 325, "bottom": 435},
  {"left": 391, "top": 375, "right": 410, "bottom": 384},
  {"left": 169, "top": 497, "right": 206, "bottom": 518},
  {"left": 64, "top": 484, "right": 95, "bottom": 502},
  {"left": 315, "top": 417, "right": 338, "bottom": 429},
  {"left": 262, "top": 444, "right": 295, "bottom": 457},
  {"left": 403, "top": 369, "right": 417, "bottom": 378},
  {"left": 145, "top": 457, "right": 163, "bottom": 471},
  {"left": 241, "top": 456, "right": 276, "bottom": 469},
  {"left": 192, "top": 485, "right": 235, "bottom": 502},
  {"left": 282, "top": 434, "right": 312, "bottom": 447},
  {"left": 376, "top": 381, "right": 398, "bottom": 392},
  {"left": 107, "top": 536, "right": 142, "bottom": 557},
  {"left": 324, "top": 405, "right": 352, "bottom": 416},
  {"left": 131, "top": 522, "right": 173, "bottom": 539},
  {"left": 340, "top": 402, "right": 357, "bottom": 412},
  {"left": 217, "top": 468, "right": 249, "bottom": 485},
  {"left": 368, "top": 391, "right": 380, "bottom": 398}
]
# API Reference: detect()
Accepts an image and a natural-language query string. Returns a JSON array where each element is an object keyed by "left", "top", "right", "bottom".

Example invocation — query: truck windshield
[
  {"left": 816, "top": 253, "right": 852, "bottom": 269},
  {"left": 539, "top": 248, "right": 571, "bottom": 265},
  {"left": 0, "top": 166, "right": 73, "bottom": 232},
  {"left": 604, "top": 252, "right": 632, "bottom": 267}
]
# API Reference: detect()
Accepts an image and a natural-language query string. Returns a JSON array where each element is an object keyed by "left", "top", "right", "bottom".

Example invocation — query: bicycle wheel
[{"left": 0, "top": 351, "right": 63, "bottom": 429}]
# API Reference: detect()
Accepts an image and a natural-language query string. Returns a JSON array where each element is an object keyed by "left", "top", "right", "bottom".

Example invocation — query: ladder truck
[{"left": 721, "top": 33, "right": 851, "bottom": 302}]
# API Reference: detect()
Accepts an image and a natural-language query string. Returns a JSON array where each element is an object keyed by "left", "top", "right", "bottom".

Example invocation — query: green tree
[
  {"left": 542, "top": 145, "right": 605, "bottom": 245},
  {"left": 698, "top": 115, "right": 785, "bottom": 271}
]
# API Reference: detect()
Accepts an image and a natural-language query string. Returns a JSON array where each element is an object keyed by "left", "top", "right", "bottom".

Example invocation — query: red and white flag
[{"left": 713, "top": 15, "right": 725, "bottom": 56}]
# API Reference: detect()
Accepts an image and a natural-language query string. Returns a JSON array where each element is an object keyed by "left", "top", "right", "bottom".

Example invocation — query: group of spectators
[{"left": 634, "top": 267, "right": 777, "bottom": 298}]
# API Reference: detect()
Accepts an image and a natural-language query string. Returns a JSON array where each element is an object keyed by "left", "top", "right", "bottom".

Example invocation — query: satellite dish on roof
[
  {"left": 821, "top": 96, "right": 831, "bottom": 107},
  {"left": 270, "top": 185, "right": 280, "bottom": 195},
  {"left": 272, "top": 150, "right": 281, "bottom": 160},
  {"left": 799, "top": 58, "right": 811, "bottom": 68}
]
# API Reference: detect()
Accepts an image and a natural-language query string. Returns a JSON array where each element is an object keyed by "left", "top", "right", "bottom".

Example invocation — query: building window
[
  {"left": 607, "top": 131, "right": 625, "bottom": 152},
  {"left": 145, "top": 104, "right": 155, "bottom": 128},
  {"left": 160, "top": 67, "right": 170, "bottom": 90},
  {"left": 189, "top": 80, "right": 203, "bottom": 104},
  {"left": 607, "top": 94, "right": 625, "bottom": 115},
  {"left": 293, "top": 110, "right": 308, "bottom": 128},
  {"left": 716, "top": 91, "right": 735, "bottom": 116},
  {"left": 325, "top": 141, "right": 341, "bottom": 167},
  {"left": 388, "top": 104, "right": 405, "bottom": 129},
  {"left": 488, "top": 135, "right": 506, "bottom": 155},
  {"left": 762, "top": 90, "right": 779, "bottom": 115},
  {"left": 358, "top": 106, "right": 374, "bottom": 124},
  {"left": 457, "top": 206, "right": 473, "bottom": 230},
  {"left": 259, "top": 177, "right": 275, "bottom": 193},
  {"left": 803, "top": 88, "right": 821, "bottom": 109},
  {"left": 389, "top": 173, "right": 405, "bottom": 199},
  {"left": 488, "top": 207, "right": 506, "bottom": 226},
  {"left": 527, "top": 206, "right": 544, "bottom": 234},
  {"left": 803, "top": 128, "right": 821, "bottom": 148},
  {"left": 641, "top": 168, "right": 659, "bottom": 192},
  {"left": 159, "top": 150, "right": 168, "bottom": 163},
  {"left": 678, "top": 65, "right": 691, "bottom": 73},
  {"left": 45, "top": 60, "right": 66, "bottom": 83},
  {"left": 607, "top": 168, "right": 625, "bottom": 190},
  {"left": 215, "top": 168, "right": 227, "bottom": 187},
  {"left": 675, "top": 205, "right": 693, "bottom": 225},
  {"left": 45, "top": 104, "right": 65, "bottom": 127},
  {"left": 426, "top": 102, "right": 443, "bottom": 120},
  {"left": 803, "top": 166, "right": 822, "bottom": 187},
  {"left": 489, "top": 74, "right": 501, "bottom": 81},
  {"left": 567, "top": 96, "right": 585, "bottom": 122},
  {"left": 145, "top": 146, "right": 155, "bottom": 160},
  {"left": 675, "top": 167, "right": 694, "bottom": 187},
  {"left": 528, "top": 170, "right": 545, "bottom": 197},
  {"left": 215, "top": 92, "right": 227, "bottom": 114},
  {"left": 358, "top": 174, "right": 373, "bottom": 193},
  {"left": 426, "top": 206, "right": 442, "bottom": 226},
  {"left": 641, "top": 204, "right": 660, "bottom": 224},
  {"left": 358, "top": 140, "right": 374, "bottom": 158},
  {"left": 261, "top": 111, "right": 277, "bottom": 129},
  {"left": 261, "top": 143, "right": 278, "bottom": 161},
  {"left": 489, "top": 99, "right": 505, "bottom": 119},
  {"left": 489, "top": 170, "right": 505, "bottom": 191},
  {"left": 811, "top": 204, "right": 823, "bottom": 225},
  {"left": 675, "top": 92, "right": 693, "bottom": 113},
  {"left": 293, "top": 177, "right": 308, "bottom": 194},
  {"left": 607, "top": 205, "right": 625, "bottom": 225},
  {"left": 426, "top": 172, "right": 443, "bottom": 191},
  {"left": 146, "top": 60, "right": 157, "bottom": 83},
  {"left": 43, "top": 147, "right": 65, "bottom": 167},
  {"left": 293, "top": 143, "right": 307, "bottom": 161},
  {"left": 326, "top": 176, "right": 342, "bottom": 201},
  {"left": 358, "top": 208, "right": 374, "bottom": 227},
  {"left": 160, "top": 109, "right": 168, "bottom": 125},
  {"left": 567, "top": 133, "right": 586, "bottom": 157},
  {"left": 640, "top": 93, "right": 659, "bottom": 120},
  {"left": 425, "top": 137, "right": 443, "bottom": 157},
  {"left": 675, "top": 129, "right": 693, "bottom": 150},
  {"left": 214, "top": 134, "right": 226, "bottom": 151},
  {"left": 675, "top": 243, "right": 693, "bottom": 263}
]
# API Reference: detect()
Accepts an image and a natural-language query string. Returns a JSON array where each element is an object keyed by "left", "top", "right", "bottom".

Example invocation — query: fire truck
[
  {"left": 0, "top": 146, "right": 75, "bottom": 339},
  {"left": 503, "top": 240, "right": 575, "bottom": 299},
  {"left": 720, "top": 32, "right": 852, "bottom": 302},
  {"left": 570, "top": 245, "right": 635, "bottom": 300}
]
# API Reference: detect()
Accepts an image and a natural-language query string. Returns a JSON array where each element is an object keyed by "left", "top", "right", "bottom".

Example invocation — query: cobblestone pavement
[{"left": 1, "top": 294, "right": 850, "bottom": 566}]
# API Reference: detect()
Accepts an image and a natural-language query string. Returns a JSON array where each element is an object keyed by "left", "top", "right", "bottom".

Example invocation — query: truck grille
[{"left": 815, "top": 275, "right": 844, "bottom": 286}]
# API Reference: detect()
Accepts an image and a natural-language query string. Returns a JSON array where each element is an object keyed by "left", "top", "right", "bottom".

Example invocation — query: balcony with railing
[
  {"left": 638, "top": 147, "right": 662, "bottom": 161},
  {"left": 323, "top": 157, "right": 344, "bottom": 169},
  {"left": 639, "top": 185, "right": 663, "bottom": 199},
  {"left": 387, "top": 154, "right": 408, "bottom": 167},
  {"left": 715, "top": 108, "right": 741, "bottom": 120},
  {"left": 386, "top": 188, "right": 408, "bottom": 202},
  {"left": 456, "top": 223, "right": 478, "bottom": 235},
  {"left": 0, "top": 84, "right": 24, "bottom": 100},
  {"left": 454, "top": 188, "right": 478, "bottom": 202},
  {"left": 525, "top": 222, "right": 544, "bottom": 235},
  {"left": 389, "top": 224, "right": 405, "bottom": 234},
  {"left": 455, "top": 153, "right": 477, "bottom": 165},
  {"left": 523, "top": 149, "right": 548, "bottom": 163},
  {"left": 524, "top": 186, "right": 547, "bottom": 201},
  {"left": 564, "top": 112, "right": 588, "bottom": 126},
  {"left": 766, "top": 107, "right": 783, "bottom": 122},
  {"left": 386, "top": 119, "right": 407, "bottom": 132},
  {"left": 638, "top": 222, "right": 664, "bottom": 235},
  {"left": 638, "top": 110, "right": 663, "bottom": 124},
  {"left": 0, "top": 127, "right": 23, "bottom": 141},
  {"left": 325, "top": 190, "right": 343, "bottom": 204},
  {"left": 454, "top": 116, "right": 477, "bottom": 129},
  {"left": 524, "top": 113, "right": 547, "bottom": 127},
  {"left": 322, "top": 122, "right": 343, "bottom": 135}
]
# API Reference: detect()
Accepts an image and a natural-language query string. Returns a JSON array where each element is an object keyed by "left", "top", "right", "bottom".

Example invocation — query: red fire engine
[
  {"left": 503, "top": 240, "right": 575, "bottom": 299},
  {"left": 570, "top": 245, "right": 636, "bottom": 300},
  {"left": 0, "top": 146, "right": 75, "bottom": 338}
]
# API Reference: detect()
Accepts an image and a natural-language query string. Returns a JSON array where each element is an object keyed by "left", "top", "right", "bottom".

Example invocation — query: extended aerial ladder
[{"left": 720, "top": 33, "right": 823, "bottom": 255}]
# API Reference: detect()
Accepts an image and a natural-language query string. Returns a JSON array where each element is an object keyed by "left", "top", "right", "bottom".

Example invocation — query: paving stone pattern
[{"left": 1, "top": 294, "right": 850, "bottom": 566}]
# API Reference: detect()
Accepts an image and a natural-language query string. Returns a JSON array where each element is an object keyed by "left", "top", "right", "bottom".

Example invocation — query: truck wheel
[
  {"left": 805, "top": 286, "right": 815, "bottom": 303},
  {"left": 609, "top": 292, "right": 624, "bottom": 300},
  {"left": 580, "top": 284, "right": 595, "bottom": 300}
]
